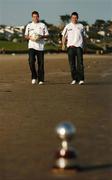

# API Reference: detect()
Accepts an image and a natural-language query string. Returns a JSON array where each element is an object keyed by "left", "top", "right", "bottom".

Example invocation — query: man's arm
[
  {"left": 62, "top": 36, "right": 67, "bottom": 51},
  {"left": 82, "top": 27, "right": 87, "bottom": 49},
  {"left": 24, "top": 25, "right": 30, "bottom": 40},
  {"left": 61, "top": 26, "right": 67, "bottom": 51}
]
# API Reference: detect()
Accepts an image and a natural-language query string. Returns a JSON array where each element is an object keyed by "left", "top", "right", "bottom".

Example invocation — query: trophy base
[
  {"left": 53, "top": 148, "right": 78, "bottom": 172},
  {"left": 52, "top": 165, "right": 78, "bottom": 176}
]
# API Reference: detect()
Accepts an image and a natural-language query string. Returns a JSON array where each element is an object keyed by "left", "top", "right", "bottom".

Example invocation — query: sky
[{"left": 0, "top": 0, "right": 112, "bottom": 26}]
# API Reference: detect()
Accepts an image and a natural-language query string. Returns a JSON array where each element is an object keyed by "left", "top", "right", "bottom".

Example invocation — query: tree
[
  {"left": 0, "top": 24, "right": 6, "bottom": 29},
  {"left": 60, "top": 15, "right": 70, "bottom": 25},
  {"left": 94, "top": 19, "right": 105, "bottom": 30},
  {"left": 88, "top": 31, "right": 103, "bottom": 40},
  {"left": 79, "top": 21, "right": 88, "bottom": 26}
]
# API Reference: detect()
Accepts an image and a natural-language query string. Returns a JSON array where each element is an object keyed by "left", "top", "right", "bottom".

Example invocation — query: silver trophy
[{"left": 53, "top": 122, "right": 78, "bottom": 171}]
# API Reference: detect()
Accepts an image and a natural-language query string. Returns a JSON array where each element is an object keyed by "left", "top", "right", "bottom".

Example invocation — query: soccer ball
[{"left": 30, "top": 33, "right": 40, "bottom": 41}]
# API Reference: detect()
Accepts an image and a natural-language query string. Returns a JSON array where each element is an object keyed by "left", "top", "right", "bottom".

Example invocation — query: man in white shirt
[
  {"left": 25, "top": 11, "right": 49, "bottom": 85},
  {"left": 62, "top": 12, "right": 85, "bottom": 85}
]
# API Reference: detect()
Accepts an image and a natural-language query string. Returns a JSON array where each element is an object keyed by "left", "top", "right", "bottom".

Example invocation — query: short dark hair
[
  {"left": 71, "top": 12, "right": 79, "bottom": 18},
  {"left": 32, "top": 11, "right": 39, "bottom": 17}
]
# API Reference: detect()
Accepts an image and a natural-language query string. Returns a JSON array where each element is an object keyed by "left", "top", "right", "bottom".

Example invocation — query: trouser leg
[
  {"left": 76, "top": 47, "right": 84, "bottom": 81},
  {"left": 28, "top": 49, "right": 37, "bottom": 79},
  {"left": 68, "top": 47, "right": 77, "bottom": 81},
  {"left": 37, "top": 51, "right": 44, "bottom": 82}
]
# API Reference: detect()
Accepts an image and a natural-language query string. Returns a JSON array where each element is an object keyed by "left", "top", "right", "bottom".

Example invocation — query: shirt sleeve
[
  {"left": 62, "top": 26, "right": 67, "bottom": 38},
  {"left": 43, "top": 24, "right": 49, "bottom": 36},
  {"left": 24, "top": 24, "right": 29, "bottom": 36}
]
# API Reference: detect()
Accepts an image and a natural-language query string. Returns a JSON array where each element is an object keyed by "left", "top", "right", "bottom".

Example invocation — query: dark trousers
[
  {"left": 68, "top": 46, "right": 84, "bottom": 82},
  {"left": 28, "top": 48, "right": 44, "bottom": 82}
]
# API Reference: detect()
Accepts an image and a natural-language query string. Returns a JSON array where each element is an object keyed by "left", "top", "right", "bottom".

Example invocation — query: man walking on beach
[
  {"left": 62, "top": 12, "right": 85, "bottom": 85},
  {"left": 25, "top": 11, "right": 49, "bottom": 85}
]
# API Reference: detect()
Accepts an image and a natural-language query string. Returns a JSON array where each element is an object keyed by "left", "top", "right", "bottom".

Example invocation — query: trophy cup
[{"left": 53, "top": 122, "right": 78, "bottom": 172}]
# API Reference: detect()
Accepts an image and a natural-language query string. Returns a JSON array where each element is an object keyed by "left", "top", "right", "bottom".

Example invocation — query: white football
[{"left": 31, "top": 33, "right": 40, "bottom": 41}]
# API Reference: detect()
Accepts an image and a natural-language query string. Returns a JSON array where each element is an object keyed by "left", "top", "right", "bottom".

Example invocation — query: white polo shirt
[
  {"left": 25, "top": 22, "right": 49, "bottom": 51},
  {"left": 62, "top": 22, "right": 85, "bottom": 48}
]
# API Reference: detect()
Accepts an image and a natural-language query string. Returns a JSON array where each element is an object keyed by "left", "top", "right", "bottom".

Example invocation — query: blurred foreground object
[{"left": 53, "top": 122, "right": 78, "bottom": 173}]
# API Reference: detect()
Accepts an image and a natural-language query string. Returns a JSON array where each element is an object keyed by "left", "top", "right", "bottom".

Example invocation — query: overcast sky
[{"left": 0, "top": 0, "right": 112, "bottom": 26}]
